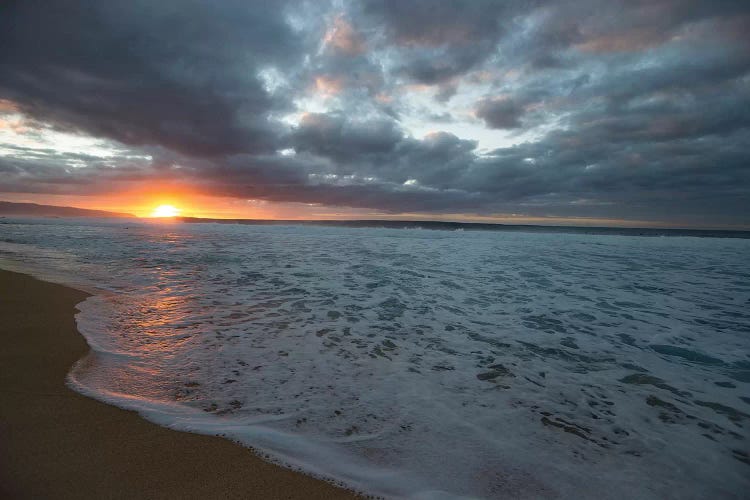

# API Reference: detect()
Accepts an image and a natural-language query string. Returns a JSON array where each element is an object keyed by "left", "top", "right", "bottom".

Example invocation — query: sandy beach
[{"left": 0, "top": 269, "right": 357, "bottom": 499}]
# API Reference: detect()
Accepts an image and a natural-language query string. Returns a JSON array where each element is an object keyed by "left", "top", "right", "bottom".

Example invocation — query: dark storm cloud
[
  {"left": 361, "top": 0, "right": 535, "bottom": 84},
  {"left": 0, "top": 151, "right": 162, "bottom": 195},
  {"left": 1, "top": 0, "right": 749, "bottom": 226},
  {"left": 475, "top": 97, "right": 526, "bottom": 129},
  {"left": 292, "top": 113, "right": 403, "bottom": 163},
  {"left": 291, "top": 113, "right": 477, "bottom": 188},
  {"left": 0, "top": 0, "right": 300, "bottom": 157}
]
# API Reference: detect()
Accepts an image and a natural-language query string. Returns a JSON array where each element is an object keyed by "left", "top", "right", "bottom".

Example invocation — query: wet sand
[{"left": 0, "top": 269, "right": 358, "bottom": 499}]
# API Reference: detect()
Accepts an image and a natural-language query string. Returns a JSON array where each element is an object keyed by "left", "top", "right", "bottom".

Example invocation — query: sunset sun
[{"left": 150, "top": 204, "right": 181, "bottom": 218}]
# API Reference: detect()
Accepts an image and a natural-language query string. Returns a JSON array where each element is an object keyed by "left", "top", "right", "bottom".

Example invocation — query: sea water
[{"left": 1, "top": 217, "right": 748, "bottom": 499}]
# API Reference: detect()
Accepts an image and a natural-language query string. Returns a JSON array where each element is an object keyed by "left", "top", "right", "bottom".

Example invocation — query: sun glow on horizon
[{"left": 150, "top": 204, "right": 181, "bottom": 218}]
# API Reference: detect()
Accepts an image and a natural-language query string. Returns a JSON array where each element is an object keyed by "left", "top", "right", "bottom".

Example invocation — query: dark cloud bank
[{"left": 1, "top": 0, "right": 749, "bottom": 226}]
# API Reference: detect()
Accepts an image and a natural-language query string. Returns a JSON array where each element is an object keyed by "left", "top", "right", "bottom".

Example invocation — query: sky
[{"left": 0, "top": 0, "right": 748, "bottom": 227}]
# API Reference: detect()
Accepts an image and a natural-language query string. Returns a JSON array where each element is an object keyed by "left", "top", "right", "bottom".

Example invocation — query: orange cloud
[
  {"left": 323, "top": 15, "right": 366, "bottom": 55},
  {"left": 314, "top": 75, "right": 345, "bottom": 96},
  {"left": 575, "top": 31, "right": 665, "bottom": 53},
  {"left": 0, "top": 99, "right": 19, "bottom": 112},
  {"left": 374, "top": 92, "right": 393, "bottom": 104}
]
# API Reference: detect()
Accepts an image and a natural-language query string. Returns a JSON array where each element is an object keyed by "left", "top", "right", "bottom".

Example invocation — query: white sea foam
[{"left": 1, "top": 217, "right": 749, "bottom": 498}]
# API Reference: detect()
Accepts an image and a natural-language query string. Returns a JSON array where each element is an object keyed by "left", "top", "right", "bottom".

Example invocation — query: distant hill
[{"left": 0, "top": 201, "right": 134, "bottom": 218}]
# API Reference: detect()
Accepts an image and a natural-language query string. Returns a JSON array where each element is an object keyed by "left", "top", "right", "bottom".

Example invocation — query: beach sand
[{"left": 0, "top": 269, "right": 358, "bottom": 499}]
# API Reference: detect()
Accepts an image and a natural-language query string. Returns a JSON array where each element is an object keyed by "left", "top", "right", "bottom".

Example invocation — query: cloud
[
  {"left": 475, "top": 97, "right": 526, "bottom": 129},
  {"left": 0, "top": 0, "right": 749, "bottom": 226},
  {"left": 323, "top": 16, "right": 367, "bottom": 56},
  {"left": 0, "top": 0, "right": 301, "bottom": 157},
  {"left": 292, "top": 113, "right": 402, "bottom": 163},
  {"left": 361, "top": 0, "right": 530, "bottom": 84}
]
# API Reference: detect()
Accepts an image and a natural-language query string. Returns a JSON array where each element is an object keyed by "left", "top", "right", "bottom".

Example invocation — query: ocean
[{"left": 1, "top": 217, "right": 748, "bottom": 499}]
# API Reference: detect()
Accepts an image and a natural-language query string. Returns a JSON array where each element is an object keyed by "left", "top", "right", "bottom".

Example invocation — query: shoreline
[{"left": 0, "top": 269, "right": 358, "bottom": 499}]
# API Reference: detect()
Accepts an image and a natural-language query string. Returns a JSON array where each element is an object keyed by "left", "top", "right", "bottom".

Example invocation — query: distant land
[
  {"left": 180, "top": 217, "right": 750, "bottom": 239},
  {"left": 0, "top": 201, "right": 133, "bottom": 218}
]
